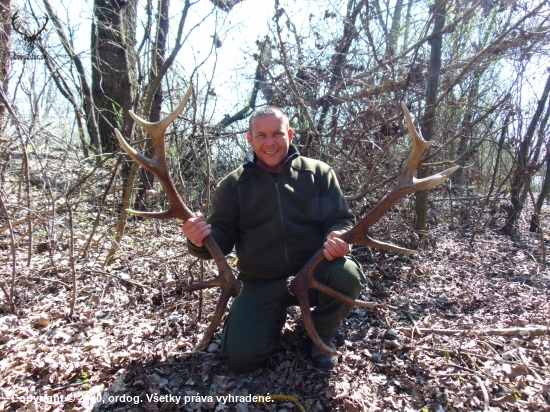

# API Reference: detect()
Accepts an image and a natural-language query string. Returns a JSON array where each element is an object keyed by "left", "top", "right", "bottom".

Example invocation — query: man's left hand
[{"left": 323, "top": 231, "right": 351, "bottom": 261}]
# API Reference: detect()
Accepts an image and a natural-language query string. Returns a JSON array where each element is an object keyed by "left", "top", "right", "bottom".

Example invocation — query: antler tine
[
  {"left": 115, "top": 85, "right": 242, "bottom": 351},
  {"left": 37, "top": 15, "right": 49, "bottom": 34},
  {"left": 189, "top": 284, "right": 238, "bottom": 352},
  {"left": 115, "top": 86, "right": 195, "bottom": 220},
  {"left": 129, "top": 85, "right": 193, "bottom": 142},
  {"left": 127, "top": 85, "right": 194, "bottom": 170},
  {"left": 289, "top": 102, "right": 459, "bottom": 354},
  {"left": 287, "top": 248, "right": 382, "bottom": 356}
]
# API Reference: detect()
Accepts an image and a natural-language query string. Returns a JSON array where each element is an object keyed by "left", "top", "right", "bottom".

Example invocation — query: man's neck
[
  {"left": 256, "top": 158, "right": 287, "bottom": 173},
  {"left": 256, "top": 156, "right": 288, "bottom": 173}
]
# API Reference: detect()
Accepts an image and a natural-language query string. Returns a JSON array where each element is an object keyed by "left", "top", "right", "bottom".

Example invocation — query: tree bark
[
  {"left": 414, "top": 0, "right": 446, "bottom": 233},
  {"left": 91, "top": 0, "right": 135, "bottom": 154},
  {"left": 135, "top": 0, "right": 169, "bottom": 209}
]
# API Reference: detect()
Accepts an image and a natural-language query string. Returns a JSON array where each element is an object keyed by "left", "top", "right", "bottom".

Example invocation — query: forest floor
[{"left": 0, "top": 151, "right": 549, "bottom": 412}]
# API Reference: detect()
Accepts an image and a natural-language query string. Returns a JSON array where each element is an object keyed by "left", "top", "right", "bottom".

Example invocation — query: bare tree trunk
[
  {"left": 527, "top": 91, "right": 550, "bottom": 233},
  {"left": 387, "top": 0, "right": 404, "bottom": 55},
  {"left": 401, "top": 0, "right": 413, "bottom": 52},
  {"left": 91, "top": 0, "right": 135, "bottom": 154},
  {"left": 506, "top": 72, "right": 550, "bottom": 232},
  {"left": 0, "top": 0, "right": 11, "bottom": 135},
  {"left": 135, "top": 0, "right": 169, "bottom": 209},
  {"left": 471, "top": 111, "right": 511, "bottom": 240},
  {"left": 451, "top": 68, "right": 486, "bottom": 189},
  {"left": 530, "top": 152, "right": 550, "bottom": 233},
  {"left": 414, "top": 0, "right": 446, "bottom": 234},
  {"left": 43, "top": 0, "right": 102, "bottom": 156}
]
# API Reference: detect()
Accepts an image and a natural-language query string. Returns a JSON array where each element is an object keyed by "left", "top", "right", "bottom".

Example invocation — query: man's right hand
[{"left": 182, "top": 212, "right": 211, "bottom": 247}]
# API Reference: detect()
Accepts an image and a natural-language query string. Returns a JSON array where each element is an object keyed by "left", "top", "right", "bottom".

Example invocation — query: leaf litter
[{"left": 0, "top": 153, "right": 549, "bottom": 412}]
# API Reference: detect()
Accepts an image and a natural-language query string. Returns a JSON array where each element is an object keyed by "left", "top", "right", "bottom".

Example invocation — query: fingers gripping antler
[
  {"left": 114, "top": 85, "right": 242, "bottom": 352},
  {"left": 288, "top": 103, "right": 460, "bottom": 355}
]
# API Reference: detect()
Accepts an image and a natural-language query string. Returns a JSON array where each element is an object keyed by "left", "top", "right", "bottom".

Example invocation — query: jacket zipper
[{"left": 274, "top": 181, "right": 291, "bottom": 269}]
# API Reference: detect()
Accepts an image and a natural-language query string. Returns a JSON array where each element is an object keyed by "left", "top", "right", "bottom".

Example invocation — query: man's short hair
[{"left": 248, "top": 106, "right": 289, "bottom": 132}]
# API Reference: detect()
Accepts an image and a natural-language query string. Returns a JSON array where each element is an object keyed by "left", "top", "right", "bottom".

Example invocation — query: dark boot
[{"left": 310, "top": 339, "right": 338, "bottom": 370}]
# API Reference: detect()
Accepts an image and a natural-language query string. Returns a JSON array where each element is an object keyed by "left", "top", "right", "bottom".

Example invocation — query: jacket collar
[{"left": 243, "top": 144, "right": 300, "bottom": 170}]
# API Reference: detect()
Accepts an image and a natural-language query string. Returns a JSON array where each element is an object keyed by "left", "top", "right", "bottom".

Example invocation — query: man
[{"left": 182, "top": 106, "right": 365, "bottom": 373}]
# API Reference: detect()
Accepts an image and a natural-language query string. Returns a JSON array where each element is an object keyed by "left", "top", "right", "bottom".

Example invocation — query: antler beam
[
  {"left": 114, "top": 85, "right": 242, "bottom": 352},
  {"left": 287, "top": 103, "right": 460, "bottom": 355}
]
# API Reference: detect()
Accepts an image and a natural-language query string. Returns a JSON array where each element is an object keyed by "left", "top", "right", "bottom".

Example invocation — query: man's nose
[{"left": 265, "top": 134, "right": 276, "bottom": 143}]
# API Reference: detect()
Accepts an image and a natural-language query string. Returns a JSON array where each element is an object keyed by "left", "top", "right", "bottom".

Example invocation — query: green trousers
[{"left": 219, "top": 257, "right": 365, "bottom": 373}]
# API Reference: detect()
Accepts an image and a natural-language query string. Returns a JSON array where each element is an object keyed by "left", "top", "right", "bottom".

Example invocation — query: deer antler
[
  {"left": 287, "top": 103, "right": 460, "bottom": 355},
  {"left": 11, "top": 12, "right": 30, "bottom": 38},
  {"left": 114, "top": 85, "right": 242, "bottom": 352},
  {"left": 11, "top": 12, "right": 48, "bottom": 40},
  {"left": 33, "top": 15, "right": 49, "bottom": 40}
]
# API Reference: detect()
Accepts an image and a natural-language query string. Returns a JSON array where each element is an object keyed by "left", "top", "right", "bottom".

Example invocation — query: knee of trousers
[
  {"left": 316, "top": 257, "right": 365, "bottom": 299},
  {"left": 226, "top": 342, "right": 272, "bottom": 374}
]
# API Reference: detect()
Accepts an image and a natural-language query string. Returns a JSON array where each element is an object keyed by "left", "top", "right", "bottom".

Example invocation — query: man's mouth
[{"left": 264, "top": 150, "right": 278, "bottom": 154}]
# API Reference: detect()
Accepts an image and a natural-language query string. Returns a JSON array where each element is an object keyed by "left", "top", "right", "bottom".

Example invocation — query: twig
[
  {"left": 104, "top": 160, "right": 140, "bottom": 266},
  {"left": 30, "top": 276, "right": 71, "bottom": 288},
  {"left": 198, "top": 260, "right": 204, "bottom": 322},
  {"left": 89, "top": 268, "right": 151, "bottom": 290},
  {"left": 258, "top": 394, "right": 306, "bottom": 412},
  {"left": 416, "top": 346, "right": 548, "bottom": 374},
  {"left": 471, "top": 112, "right": 509, "bottom": 241},
  {"left": 21, "top": 141, "right": 32, "bottom": 268},
  {"left": 0, "top": 189, "right": 17, "bottom": 314},
  {"left": 67, "top": 200, "right": 77, "bottom": 318},
  {"left": 0, "top": 190, "right": 119, "bottom": 233},
  {"left": 516, "top": 348, "right": 544, "bottom": 384},
  {"left": 474, "top": 375, "right": 489, "bottom": 412},
  {"left": 273, "top": 1, "right": 316, "bottom": 135},
  {"left": 81, "top": 155, "right": 122, "bottom": 259},
  {"left": 286, "top": 357, "right": 299, "bottom": 393},
  {"left": 398, "top": 326, "right": 549, "bottom": 338},
  {"left": 529, "top": 187, "right": 547, "bottom": 268},
  {"left": 403, "top": 310, "right": 423, "bottom": 338}
]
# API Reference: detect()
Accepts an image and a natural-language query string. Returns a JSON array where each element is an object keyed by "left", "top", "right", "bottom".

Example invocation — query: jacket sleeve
[
  {"left": 320, "top": 167, "right": 355, "bottom": 239},
  {"left": 187, "top": 181, "right": 240, "bottom": 260}
]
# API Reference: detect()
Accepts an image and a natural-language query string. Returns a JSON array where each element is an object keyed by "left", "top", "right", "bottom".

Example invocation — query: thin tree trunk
[
  {"left": 135, "top": 0, "right": 169, "bottom": 210},
  {"left": 42, "top": 0, "right": 102, "bottom": 155},
  {"left": 401, "top": 0, "right": 413, "bottom": 52},
  {"left": 471, "top": 111, "right": 510, "bottom": 241},
  {"left": 530, "top": 152, "right": 550, "bottom": 233},
  {"left": 388, "top": 0, "right": 404, "bottom": 55},
  {"left": 452, "top": 68, "right": 486, "bottom": 189},
  {"left": 0, "top": 0, "right": 11, "bottom": 135},
  {"left": 316, "top": 0, "right": 362, "bottom": 135},
  {"left": 414, "top": 0, "right": 446, "bottom": 234},
  {"left": 506, "top": 72, "right": 550, "bottom": 231}
]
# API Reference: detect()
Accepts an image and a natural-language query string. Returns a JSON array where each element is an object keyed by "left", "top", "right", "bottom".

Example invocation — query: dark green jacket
[{"left": 187, "top": 145, "right": 354, "bottom": 280}]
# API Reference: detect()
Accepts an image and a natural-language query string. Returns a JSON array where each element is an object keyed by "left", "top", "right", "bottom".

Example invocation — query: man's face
[{"left": 247, "top": 113, "right": 294, "bottom": 173}]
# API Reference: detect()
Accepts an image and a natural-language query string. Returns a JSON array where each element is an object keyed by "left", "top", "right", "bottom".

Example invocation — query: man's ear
[
  {"left": 246, "top": 132, "right": 253, "bottom": 145},
  {"left": 288, "top": 128, "right": 294, "bottom": 142}
]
